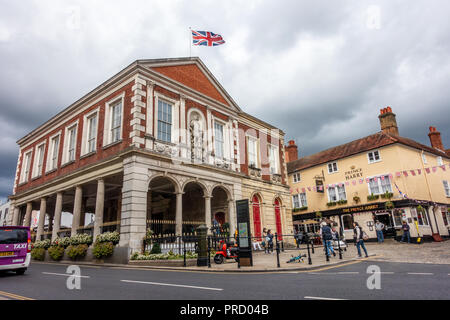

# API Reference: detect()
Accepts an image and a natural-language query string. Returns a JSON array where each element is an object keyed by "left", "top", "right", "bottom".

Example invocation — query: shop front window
[
  {"left": 342, "top": 214, "right": 354, "bottom": 230},
  {"left": 393, "top": 209, "right": 404, "bottom": 227}
]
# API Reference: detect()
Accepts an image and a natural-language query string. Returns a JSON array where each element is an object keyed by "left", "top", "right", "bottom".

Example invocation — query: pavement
[{"left": 23, "top": 239, "right": 450, "bottom": 273}]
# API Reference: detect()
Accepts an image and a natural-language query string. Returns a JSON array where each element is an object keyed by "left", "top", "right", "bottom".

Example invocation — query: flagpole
[{"left": 188, "top": 27, "right": 192, "bottom": 57}]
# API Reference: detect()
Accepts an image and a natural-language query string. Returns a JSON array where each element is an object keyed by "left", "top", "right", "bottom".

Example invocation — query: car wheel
[{"left": 15, "top": 268, "right": 26, "bottom": 275}]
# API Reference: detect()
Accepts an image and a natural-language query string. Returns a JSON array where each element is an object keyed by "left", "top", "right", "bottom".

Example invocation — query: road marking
[
  {"left": 121, "top": 279, "right": 224, "bottom": 291},
  {"left": 407, "top": 273, "right": 433, "bottom": 275},
  {"left": 308, "top": 272, "right": 337, "bottom": 275},
  {"left": 337, "top": 272, "right": 359, "bottom": 274},
  {"left": 0, "top": 290, "right": 34, "bottom": 301},
  {"left": 304, "top": 296, "right": 346, "bottom": 300},
  {"left": 42, "top": 272, "right": 90, "bottom": 278}
]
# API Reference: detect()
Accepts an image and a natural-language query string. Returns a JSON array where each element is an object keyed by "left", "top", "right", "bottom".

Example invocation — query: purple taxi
[{"left": 0, "top": 226, "right": 31, "bottom": 275}]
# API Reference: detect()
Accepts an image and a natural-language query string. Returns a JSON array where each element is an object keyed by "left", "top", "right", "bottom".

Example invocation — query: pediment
[{"left": 138, "top": 58, "right": 241, "bottom": 112}]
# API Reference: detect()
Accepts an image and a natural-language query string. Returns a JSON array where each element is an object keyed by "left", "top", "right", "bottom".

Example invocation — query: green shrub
[
  {"left": 69, "top": 234, "right": 93, "bottom": 246},
  {"left": 150, "top": 242, "right": 161, "bottom": 254},
  {"left": 66, "top": 244, "right": 88, "bottom": 260},
  {"left": 33, "top": 239, "right": 51, "bottom": 249},
  {"left": 92, "top": 241, "right": 114, "bottom": 259},
  {"left": 48, "top": 245, "right": 65, "bottom": 261},
  {"left": 31, "top": 247, "right": 46, "bottom": 261},
  {"left": 130, "top": 251, "right": 198, "bottom": 261},
  {"left": 96, "top": 231, "right": 120, "bottom": 245}
]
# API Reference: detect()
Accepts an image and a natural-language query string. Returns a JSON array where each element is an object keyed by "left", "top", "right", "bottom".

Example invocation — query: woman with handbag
[{"left": 353, "top": 222, "right": 369, "bottom": 258}]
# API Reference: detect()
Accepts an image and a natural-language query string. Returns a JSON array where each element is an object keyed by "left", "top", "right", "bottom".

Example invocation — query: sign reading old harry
[{"left": 345, "top": 167, "right": 363, "bottom": 180}]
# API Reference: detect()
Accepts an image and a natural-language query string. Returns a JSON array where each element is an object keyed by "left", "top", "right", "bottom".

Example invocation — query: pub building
[{"left": 286, "top": 107, "right": 450, "bottom": 242}]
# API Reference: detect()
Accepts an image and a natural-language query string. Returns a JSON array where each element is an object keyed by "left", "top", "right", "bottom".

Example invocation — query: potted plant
[{"left": 353, "top": 196, "right": 361, "bottom": 203}]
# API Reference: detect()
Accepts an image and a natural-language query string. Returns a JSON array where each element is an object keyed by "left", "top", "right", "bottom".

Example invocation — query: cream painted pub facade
[
  {"left": 287, "top": 108, "right": 450, "bottom": 242},
  {"left": 8, "top": 57, "right": 293, "bottom": 262}
]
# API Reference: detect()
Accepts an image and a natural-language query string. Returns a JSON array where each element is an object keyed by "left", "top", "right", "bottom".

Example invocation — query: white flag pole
[{"left": 188, "top": 27, "right": 192, "bottom": 57}]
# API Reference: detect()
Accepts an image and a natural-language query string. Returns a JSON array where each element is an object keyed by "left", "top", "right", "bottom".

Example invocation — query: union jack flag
[{"left": 191, "top": 30, "right": 225, "bottom": 46}]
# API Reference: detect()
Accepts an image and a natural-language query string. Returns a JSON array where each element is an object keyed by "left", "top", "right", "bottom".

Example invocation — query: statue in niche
[{"left": 189, "top": 113, "right": 204, "bottom": 162}]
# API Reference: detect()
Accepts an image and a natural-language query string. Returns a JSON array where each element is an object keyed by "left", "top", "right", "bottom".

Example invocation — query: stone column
[
  {"left": 12, "top": 206, "right": 20, "bottom": 226},
  {"left": 52, "top": 192, "right": 63, "bottom": 241},
  {"left": 36, "top": 198, "right": 47, "bottom": 240},
  {"left": 71, "top": 185, "right": 83, "bottom": 236},
  {"left": 204, "top": 195, "right": 212, "bottom": 234},
  {"left": 228, "top": 199, "right": 236, "bottom": 236},
  {"left": 24, "top": 202, "right": 33, "bottom": 227},
  {"left": 93, "top": 179, "right": 105, "bottom": 240},
  {"left": 119, "top": 156, "right": 149, "bottom": 258},
  {"left": 175, "top": 192, "right": 183, "bottom": 236}
]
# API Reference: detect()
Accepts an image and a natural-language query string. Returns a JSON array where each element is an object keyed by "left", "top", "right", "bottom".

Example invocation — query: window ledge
[
  {"left": 61, "top": 160, "right": 76, "bottom": 169},
  {"left": 154, "top": 139, "right": 176, "bottom": 147},
  {"left": 80, "top": 151, "right": 96, "bottom": 160},
  {"left": 17, "top": 181, "right": 28, "bottom": 187},
  {"left": 31, "top": 175, "right": 42, "bottom": 182},
  {"left": 102, "top": 139, "right": 122, "bottom": 150},
  {"left": 45, "top": 168, "right": 57, "bottom": 176}
]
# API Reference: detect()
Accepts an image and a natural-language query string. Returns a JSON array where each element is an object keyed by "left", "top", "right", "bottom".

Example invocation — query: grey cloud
[{"left": 0, "top": 0, "right": 449, "bottom": 200}]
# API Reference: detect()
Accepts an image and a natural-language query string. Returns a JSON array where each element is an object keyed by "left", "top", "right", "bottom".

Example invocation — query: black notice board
[{"left": 236, "top": 199, "right": 253, "bottom": 265}]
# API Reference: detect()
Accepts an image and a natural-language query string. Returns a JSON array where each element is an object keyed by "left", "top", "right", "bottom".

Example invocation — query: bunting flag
[
  {"left": 318, "top": 186, "right": 323, "bottom": 191},
  {"left": 345, "top": 181, "right": 350, "bottom": 186},
  {"left": 394, "top": 183, "right": 408, "bottom": 199},
  {"left": 441, "top": 165, "right": 446, "bottom": 171},
  {"left": 381, "top": 175, "right": 385, "bottom": 181},
  {"left": 396, "top": 172, "right": 401, "bottom": 177},
  {"left": 302, "top": 188, "right": 306, "bottom": 193},
  {"left": 373, "top": 177, "right": 378, "bottom": 182},
  {"left": 360, "top": 179, "right": 364, "bottom": 184},
  {"left": 366, "top": 178, "right": 370, "bottom": 183},
  {"left": 403, "top": 171, "right": 408, "bottom": 177},
  {"left": 432, "top": 166, "right": 437, "bottom": 173},
  {"left": 307, "top": 187, "right": 311, "bottom": 192},
  {"left": 389, "top": 173, "right": 393, "bottom": 179},
  {"left": 352, "top": 180, "right": 357, "bottom": 185},
  {"left": 410, "top": 170, "right": 416, "bottom": 176},
  {"left": 417, "top": 169, "right": 422, "bottom": 175},
  {"left": 313, "top": 186, "right": 317, "bottom": 192},
  {"left": 425, "top": 168, "right": 431, "bottom": 174}
]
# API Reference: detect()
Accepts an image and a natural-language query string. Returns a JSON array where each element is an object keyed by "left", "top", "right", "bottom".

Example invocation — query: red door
[
  {"left": 274, "top": 199, "right": 283, "bottom": 240},
  {"left": 252, "top": 195, "right": 262, "bottom": 240}
]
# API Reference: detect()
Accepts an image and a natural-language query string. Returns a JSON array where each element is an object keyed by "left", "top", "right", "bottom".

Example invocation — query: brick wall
[{"left": 15, "top": 81, "right": 134, "bottom": 195}]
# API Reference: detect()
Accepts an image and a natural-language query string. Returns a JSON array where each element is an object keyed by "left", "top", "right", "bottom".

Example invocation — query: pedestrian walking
[
  {"left": 400, "top": 220, "right": 411, "bottom": 243},
  {"left": 320, "top": 222, "right": 336, "bottom": 257},
  {"left": 375, "top": 220, "right": 385, "bottom": 243},
  {"left": 294, "top": 229, "right": 301, "bottom": 248},
  {"left": 353, "top": 222, "right": 369, "bottom": 258},
  {"left": 265, "top": 229, "right": 274, "bottom": 254}
]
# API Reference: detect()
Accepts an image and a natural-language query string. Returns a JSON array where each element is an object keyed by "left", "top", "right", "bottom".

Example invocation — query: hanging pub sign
[{"left": 315, "top": 180, "right": 324, "bottom": 193}]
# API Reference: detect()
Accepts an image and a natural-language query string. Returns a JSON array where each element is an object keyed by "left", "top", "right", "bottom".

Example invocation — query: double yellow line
[{"left": 0, "top": 290, "right": 34, "bottom": 300}]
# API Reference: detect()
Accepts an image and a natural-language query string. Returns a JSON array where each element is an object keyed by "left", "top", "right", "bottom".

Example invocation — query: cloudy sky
[{"left": 1, "top": 0, "right": 449, "bottom": 201}]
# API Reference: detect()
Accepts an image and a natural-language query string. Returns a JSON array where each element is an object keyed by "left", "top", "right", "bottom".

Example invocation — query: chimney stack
[
  {"left": 378, "top": 106, "right": 399, "bottom": 136},
  {"left": 428, "top": 126, "right": 444, "bottom": 151},
  {"left": 285, "top": 140, "right": 298, "bottom": 162}
]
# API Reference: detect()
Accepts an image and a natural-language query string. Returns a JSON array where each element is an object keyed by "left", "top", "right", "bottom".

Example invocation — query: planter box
[{"left": 129, "top": 259, "right": 198, "bottom": 267}]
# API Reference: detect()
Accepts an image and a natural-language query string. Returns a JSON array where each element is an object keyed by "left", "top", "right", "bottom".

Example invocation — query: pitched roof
[{"left": 287, "top": 131, "right": 449, "bottom": 173}]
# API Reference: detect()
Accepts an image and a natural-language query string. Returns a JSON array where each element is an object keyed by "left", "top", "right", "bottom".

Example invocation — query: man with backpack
[{"left": 320, "top": 222, "right": 336, "bottom": 257}]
